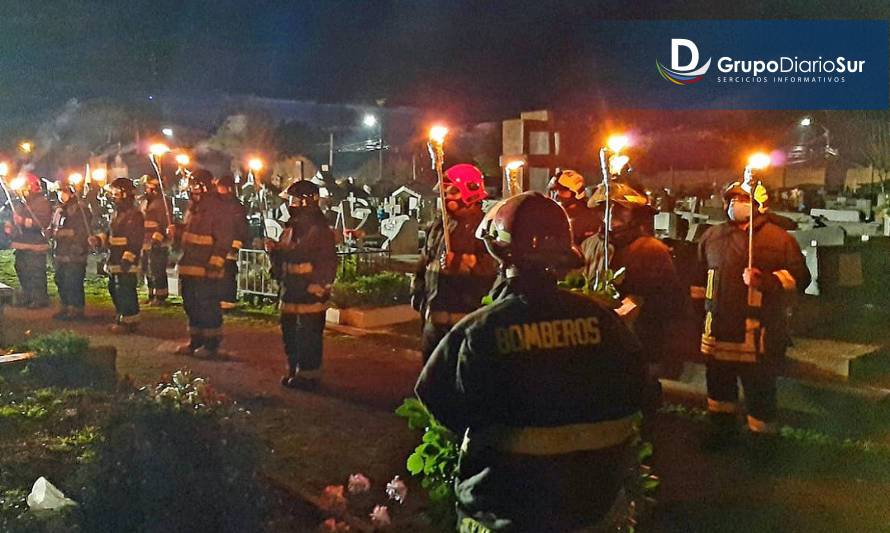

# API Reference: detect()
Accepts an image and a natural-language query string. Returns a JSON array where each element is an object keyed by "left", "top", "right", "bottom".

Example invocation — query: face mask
[{"left": 728, "top": 198, "right": 753, "bottom": 222}]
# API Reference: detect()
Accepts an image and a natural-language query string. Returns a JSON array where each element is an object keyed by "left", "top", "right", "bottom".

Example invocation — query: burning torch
[
  {"left": 743, "top": 152, "right": 771, "bottom": 279},
  {"left": 149, "top": 143, "right": 173, "bottom": 226},
  {"left": 248, "top": 158, "right": 268, "bottom": 239},
  {"left": 0, "top": 162, "right": 16, "bottom": 227},
  {"left": 504, "top": 160, "right": 525, "bottom": 198},
  {"left": 428, "top": 125, "right": 451, "bottom": 254},
  {"left": 598, "top": 134, "right": 630, "bottom": 273},
  {"left": 67, "top": 172, "right": 93, "bottom": 236}
]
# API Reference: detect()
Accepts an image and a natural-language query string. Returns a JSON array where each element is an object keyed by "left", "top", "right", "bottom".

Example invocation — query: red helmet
[
  {"left": 441, "top": 164, "right": 487, "bottom": 206},
  {"left": 24, "top": 173, "right": 41, "bottom": 194},
  {"left": 476, "top": 191, "right": 583, "bottom": 269}
]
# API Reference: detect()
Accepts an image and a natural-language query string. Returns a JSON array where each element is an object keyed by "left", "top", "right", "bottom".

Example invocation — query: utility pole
[{"left": 329, "top": 132, "right": 334, "bottom": 170}]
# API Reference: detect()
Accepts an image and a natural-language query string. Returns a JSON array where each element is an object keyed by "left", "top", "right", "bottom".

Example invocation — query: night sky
[{"left": 1, "top": 0, "right": 888, "bottom": 124}]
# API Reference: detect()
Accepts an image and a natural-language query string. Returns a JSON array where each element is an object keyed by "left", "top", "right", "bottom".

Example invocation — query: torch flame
[
  {"left": 609, "top": 154, "right": 630, "bottom": 176},
  {"left": 175, "top": 153, "right": 190, "bottom": 166},
  {"left": 248, "top": 158, "right": 263, "bottom": 172},
  {"left": 90, "top": 168, "right": 107, "bottom": 183},
  {"left": 149, "top": 143, "right": 171, "bottom": 156},
  {"left": 505, "top": 160, "right": 525, "bottom": 172},
  {"left": 68, "top": 172, "right": 84, "bottom": 185},
  {"left": 429, "top": 125, "right": 448, "bottom": 145},
  {"left": 606, "top": 134, "right": 629, "bottom": 153},
  {"left": 19, "top": 142, "right": 32, "bottom": 154},
  {"left": 9, "top": 176, "right": 26, "bottom": 191},
  {"left": 0, "top": 162, "right": 9, "bottom": 177},
  {"left": 747, "top": 152, "right": 771, "bottom": 170}
]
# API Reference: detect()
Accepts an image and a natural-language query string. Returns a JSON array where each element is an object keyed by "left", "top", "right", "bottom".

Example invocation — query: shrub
[
  {"left": 18, "top": 331, "right": 98, "bottom": 389},
  {"left": 77, "top": 373, "right": 267, "bottom": 533},
  {"left": 330, "top": 272, "right": 410, "bottom": 309}
]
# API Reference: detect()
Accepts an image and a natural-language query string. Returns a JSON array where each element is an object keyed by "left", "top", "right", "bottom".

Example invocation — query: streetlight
[
  {"left": 364, "top": 113, "right": 383, "bottom": 180},
  {"left": 800, "top": 117, "right": 812, "bottom": 127},
  {"left": 19, "top": 141, "right": 33, "bottom": 154},
  {"left": 162, "top": 127, "right": 174, "bottom": 137}
]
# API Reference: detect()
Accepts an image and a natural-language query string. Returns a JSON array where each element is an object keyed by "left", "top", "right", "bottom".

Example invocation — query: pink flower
[
  {"left": 320, "top": 517, "right": 351, "bottom": 532},
  {"left": 319, "top": 485, "right": 347, "bottom": 513},
  {"left": 369, "top": 505, "right": 391, "bottom": 528},
  {"left": 385, "top": 476, "right": 407, "bottom": 504},
  {"left": 347, "top": 473, "right": 371, "bottom": 494}
]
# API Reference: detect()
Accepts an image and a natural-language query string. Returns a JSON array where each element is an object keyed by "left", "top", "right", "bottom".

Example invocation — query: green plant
[
  {"left": 330, "top": 272, "right": 410, "bottom": 309},
  {"left": 395, "top": 398, "right": 459, "bottom": 527},
  {"left": 16, "top": 331, "right": 98, "bottom": 389},
  {"left": 17, "top": 330, "right": 89, "bottom": 359},
  {"left": 148, "top": 368, "right": 226, "bottom": 413},
  {"left": 559, "top": 267, "right": 626, "bottom": 308}
]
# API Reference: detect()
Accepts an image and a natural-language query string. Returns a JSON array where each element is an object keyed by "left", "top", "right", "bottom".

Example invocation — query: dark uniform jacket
[
  {"left": 411, "top": 211, "right": 497, "bottom": 321},
  {"left": 219, "top": 195, "right": 249, "bottom": 261},
  {"left": 416, "top": 277, "right": 645, "bottom": 532},
  {"left": 581, "top": 230, "right": 686, "bottom": 364},
  {"left": 52, "top": 200, "right": 92, "bottom": 264},
  {"left": 177, "top": 194, "right": 236, "bottom": 279},
  {"left": 694, "top": 215, "right": 810, "bottom": 362},
  {"left": 564, "top": 201, "right": 601, "bottom": 246},
  {"left": 270, "top": 209, "right": 337, "bottom": 314},
  {"left": 104, "top": 207, "right": 144, "bottom": 274},
  {"left": 141, "top": 195, "right": 171, "bottom": 252},
  {"left": 9, "top": 193, "right": 52, "bottom": 253}
]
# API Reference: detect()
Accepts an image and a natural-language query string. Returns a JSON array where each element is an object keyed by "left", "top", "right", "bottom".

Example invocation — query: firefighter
[
  {"left": 92, "top": 178, "right": 144, "bottom": 333},
  {"left": 410, "top": 164, "right": 497, "bottom": 363},
  {"left": 215, "top": 174, "right": 249, "bottom": 310},
  {"left": 174, "top": 169, "right": 235, "bottom": 358},
  {"left": 691, "top": 181, "right": 810, "bottom": 441},
  {"left": 547, "top": 169, "right": 600, "bottom": 245},
  {"left": 582, "top": 182, "right": 686, "bottom": 376},
  {"left": 416, "top": 192, "right": 646, "bottom": 533},
  {"left": 139, "top": 175, "right": 171, "bottom": 306},
  {"left": 267, "top": 180, "right": 337, "bottom": 389},
  {"left": 51, "top": 176, "right": 92, "bottom": 320},
  {"left": 5, "top": 173, "right": 52, "bottom": 308}
]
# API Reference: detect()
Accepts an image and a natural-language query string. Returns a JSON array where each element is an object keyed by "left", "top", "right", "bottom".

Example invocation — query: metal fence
[{"left": 236, "top": 248, "right": 393, "bottom": 301}]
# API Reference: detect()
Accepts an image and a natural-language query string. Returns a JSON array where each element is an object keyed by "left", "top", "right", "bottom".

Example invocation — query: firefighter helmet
[
  {"left": 24, "top": 173, "right": 42, "bottom": 194},
  {"left": 723, "top": 180, "right": 769, "bottom": 205},
  {"left": 109, "top": 177, "right": 136, "bottom": 198},
  {"left": 547, "top": 169, "right": 587, "bottom": 200},
  {"left": 189, "top": 168, "right": 214, "bottom": 193},
  {"left": 476, "top": 191, "right": 583, "bottom": 269},
  {"left": 281, "top": 179, "right": 320, "bottom": 207},
  {"left": 215, "top": 174, "right": 236, "bottom": 189},
  {"left": 141, "top": 174, "right": 160, "bottom": 191},
  {"left": 440, "top": 164, "right": 487, "bottom": 206},
  {"left": 588, "top": 181, "right": 650, "bottom": 209}
]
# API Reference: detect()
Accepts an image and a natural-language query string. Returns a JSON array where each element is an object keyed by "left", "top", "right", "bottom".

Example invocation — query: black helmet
[
  {"left": 110, "top": 177, "right": 136, "bottom": 194},
  {"left": 215, "top": 174, "right": 236, "bottom": 189},
  {"left": 281, "top": 179, "right": 320, "bottom": 207},
  {"left": 476, "top": 191, "right": 583, "bottom": 269},
  {"left": 189, "top": 168, "right": 214, "bottom": 192}
]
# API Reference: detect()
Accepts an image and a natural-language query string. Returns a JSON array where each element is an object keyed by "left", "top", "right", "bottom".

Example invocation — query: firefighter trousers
[
  {"left": 54, "top": 261, "right": 86, "bottom": 310},
  {"left": 141, "top": 246, "right": 169, "bottom": 300},
  {"left": 221, "top": 259, "right": 238, "bottom": 304},
  {"left": 108, "top": 273, "right": 140, "bottom": 324},
  {"left": 14, "top": 250, "right": 48, "bottom": 306},
  {"left": 181, "top": 276, "right": 223, "bottom": 351},
  {"left": 420, "top": 320, "right": 452, "bottom": 364},
  {"left": 280, "top": 311, "right": 325, "bottom": 376},
  {"left": 705, "top": 358, "right": 779, "bottom": 428}
]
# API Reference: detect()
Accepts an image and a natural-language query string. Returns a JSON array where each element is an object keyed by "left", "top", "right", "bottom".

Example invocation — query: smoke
[{"left": 33, "top": 98, "right": 81, "bottom": 164}]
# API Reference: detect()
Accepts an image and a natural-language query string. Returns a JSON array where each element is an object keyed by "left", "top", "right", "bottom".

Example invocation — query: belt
[{"left": 471, "top": 414, "right": 638, "bottom": 456}]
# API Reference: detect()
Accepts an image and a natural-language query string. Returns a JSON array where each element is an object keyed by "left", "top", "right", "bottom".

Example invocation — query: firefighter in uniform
[
  {"left": 581, "top": 182, "right": 686, "bottom": 380},
  {"left": 416, "top": 192, "right": 646, "bottom": 533},
  {"left": 547, "top": 169, "right": 600, "bottom": 245},
  {"left": 268, "top": 180, "right": 337, "bottom": 389},
  {"left": 139, "top": 175, "right": 171, "bottom": 306},
  {"left": 5, "top": 174, "right": 52, "bottom": 308},
  {"left": 691, "top": 181, "right": 810, "bottom": 439},
  {"left": 215, "top": 174, "right": 249, "bottom": 310},
  {"left": 51, "top": 176, "right": 92, "bottom": 320},
  {"left": 411, "top": 164, "right": 497, "bottom": 363},
  {"left": 92, "top": 178, "right": 144, "bottom": 333},
  {"left": 174, "top": 169, "right": 235, "bottom": 358}
]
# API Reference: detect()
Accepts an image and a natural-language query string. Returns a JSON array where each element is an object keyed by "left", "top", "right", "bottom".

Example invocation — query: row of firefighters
[{"left": 5, "top": 162, "right": 809, "bottom": 532}]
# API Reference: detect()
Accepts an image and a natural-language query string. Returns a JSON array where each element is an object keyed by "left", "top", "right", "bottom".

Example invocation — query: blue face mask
[{"left": 727, "top": 198, "right": 752, "bottom": 222}]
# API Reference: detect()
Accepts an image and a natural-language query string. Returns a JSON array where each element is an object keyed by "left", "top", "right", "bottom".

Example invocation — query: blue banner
[{"left": 597, "top": 20, "right": 888, "bottom": 109}]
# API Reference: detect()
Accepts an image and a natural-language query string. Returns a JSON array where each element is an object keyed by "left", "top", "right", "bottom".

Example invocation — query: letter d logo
[{"left": 657, "top": 37, "right": 711, "bottom": 85}]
